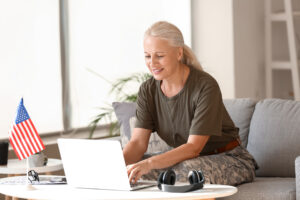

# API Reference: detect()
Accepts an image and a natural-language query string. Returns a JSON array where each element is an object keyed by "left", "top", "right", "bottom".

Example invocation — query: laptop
[{"left": 57, "top": 138, "right": 156, "bottom": 191}]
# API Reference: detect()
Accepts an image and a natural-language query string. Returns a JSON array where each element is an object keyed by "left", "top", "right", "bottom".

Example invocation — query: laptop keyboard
[
  {"left": 130, "top": 182, "right": 144, "bottom": 188},
  {"left": 130, "top": 181, "right": 156, "bottom": 189}
]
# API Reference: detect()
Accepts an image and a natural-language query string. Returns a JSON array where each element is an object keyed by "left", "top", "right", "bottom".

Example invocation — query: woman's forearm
[
  {"left": 147, "top": 135, "right": 210, "bottom": 170},
  {"left": 147, "top": 143, "right": 199, "bottom": 170},
  {"left": 123, "top": 140, "right": 147, "bottom": 165}
]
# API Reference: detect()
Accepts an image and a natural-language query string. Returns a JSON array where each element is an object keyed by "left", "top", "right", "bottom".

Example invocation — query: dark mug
[{"left": 0, "top": 141, "right": 9, "bottom": 165}]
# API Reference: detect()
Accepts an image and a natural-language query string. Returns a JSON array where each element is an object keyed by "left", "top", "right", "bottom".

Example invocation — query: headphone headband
[{"left": 159, "top": 182, "right": 204, "bottom": 193}]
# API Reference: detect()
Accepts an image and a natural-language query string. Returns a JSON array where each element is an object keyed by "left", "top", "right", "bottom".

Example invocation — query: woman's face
[{"left": 143, "top": 36, "right": 182, "bottom": 81}]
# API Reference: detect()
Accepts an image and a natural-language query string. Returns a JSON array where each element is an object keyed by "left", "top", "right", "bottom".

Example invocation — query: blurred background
[{"left": 0, "top": 0, "right": 299, "bottom": 141}]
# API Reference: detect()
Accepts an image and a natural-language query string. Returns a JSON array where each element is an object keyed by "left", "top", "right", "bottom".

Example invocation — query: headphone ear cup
[
  {"left": 157, "top": 171, "right": 166, "bottom": 184},
  {"left": 197, "top": 170, "right": 205, "bottom": 183},
  {"left": 162, "top": 169, "right": 176, "bottom": 185},
  {"left": 188, "top": 170, "right": 200, "bottom": 184},
  {"left": 157, "top": 171, "right": 165, "bottom": 190}
]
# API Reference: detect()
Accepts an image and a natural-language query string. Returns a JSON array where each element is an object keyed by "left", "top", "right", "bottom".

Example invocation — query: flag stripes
[
  {"left": 28, "top": 119, "right": 45, "bottom": 150},
  {"left": 9, "top": 136, "right": 22, "bottom": 160},
  {"left": 12, "top": 126, "right": 29, "bottom": 158},
  {"left": 23, "top": 121, "right": 39, "bottom": 152},
  {"left": 16, "top": 124, "right": 33, "bottom": 155},
  {"left": 9, "top": 119, "right": 45, "bottom": 160}
]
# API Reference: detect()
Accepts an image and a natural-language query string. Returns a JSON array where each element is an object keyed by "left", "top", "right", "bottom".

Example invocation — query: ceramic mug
[{"left": 29, "top": 151, "right": 48, "bottom": 168}]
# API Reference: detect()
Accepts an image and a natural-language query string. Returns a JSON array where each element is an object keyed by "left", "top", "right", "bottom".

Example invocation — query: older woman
[{"left": 123, "top": 21, "right": 258, "bottom": 186}]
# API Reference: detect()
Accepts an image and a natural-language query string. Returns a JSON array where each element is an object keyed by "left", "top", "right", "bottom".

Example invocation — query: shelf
[
  {"left": 271, "top": 60, "right": 300, "bottom": 70},
  {"left": 271, "top": 61, "right": 292, "bottom": 69},
  {"left": 270, "top": 11, "right": 300, "bottom": 21}
]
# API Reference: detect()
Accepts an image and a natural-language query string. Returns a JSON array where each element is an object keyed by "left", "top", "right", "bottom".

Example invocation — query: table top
[
  {"left": 0, "top": 176, "right": 237, "bottom": 200},
  {"left": 0, "top": 159, "right": 63, "bottom": 174}
]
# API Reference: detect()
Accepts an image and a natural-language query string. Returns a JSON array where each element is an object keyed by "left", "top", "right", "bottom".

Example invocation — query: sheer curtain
[{"left": 0, "top": 0, "right": 63, "bottom": 139}]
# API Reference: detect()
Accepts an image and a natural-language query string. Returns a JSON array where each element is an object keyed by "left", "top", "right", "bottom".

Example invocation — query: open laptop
[{"left": 57, "top": 138, "right": 156, "bottom": 191}]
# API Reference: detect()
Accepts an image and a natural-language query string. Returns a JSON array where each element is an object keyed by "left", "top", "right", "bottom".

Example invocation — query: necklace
[{"left": 162, "top": 66, "right": 185, "bottom": 97}]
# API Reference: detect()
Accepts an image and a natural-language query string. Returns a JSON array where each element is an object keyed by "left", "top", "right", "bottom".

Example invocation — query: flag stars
[{"left": 15, "top": 105, "right": 30, "bottom": 124}]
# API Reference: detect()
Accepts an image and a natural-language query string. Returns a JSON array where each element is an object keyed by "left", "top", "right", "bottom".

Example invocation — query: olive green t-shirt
[{"left": 135, "top": 66, "right": 239, "bottom": 155}]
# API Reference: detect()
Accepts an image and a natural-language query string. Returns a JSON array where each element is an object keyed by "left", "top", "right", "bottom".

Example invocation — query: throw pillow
[
  {"left": 112, "top": 102, "right": 172, "bottom": 154},
  {"left": 247, "top": 99, "right": 300, "bottom": 177},
  {"left": 112, "top": 102, "right": 136, "bottom": 146},
  {"left": 223, "top": 99, "right": 256, "bottom": 148}
]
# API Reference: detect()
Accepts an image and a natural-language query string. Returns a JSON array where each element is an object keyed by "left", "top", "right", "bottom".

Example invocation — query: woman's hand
[{"left": 127, "top": 159, "right": 152, "bottom": 184}]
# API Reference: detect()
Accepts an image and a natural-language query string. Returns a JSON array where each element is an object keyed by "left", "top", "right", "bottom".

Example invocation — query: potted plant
[{"left": 88, "top": 72, "right": 152, "bottom": 138}]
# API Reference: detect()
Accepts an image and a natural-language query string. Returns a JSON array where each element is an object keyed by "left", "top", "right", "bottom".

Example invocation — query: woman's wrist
[{"left": 146, "top": 157, "right": 155, "bottom": 170}]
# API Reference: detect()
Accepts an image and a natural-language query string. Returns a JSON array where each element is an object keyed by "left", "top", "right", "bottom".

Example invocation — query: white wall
[
  {"left": 192, "top": 0, "right": 235, "bottom": 99},
  {"left": 232, "top": 0, "right": 265, "bottom": 99}
]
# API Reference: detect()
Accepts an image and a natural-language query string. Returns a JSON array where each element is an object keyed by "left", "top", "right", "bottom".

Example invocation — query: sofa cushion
[
  {"left": 247, "top": 99, "right": 300, "bottom": 177},
  {"left": 223, "top": 99, "right": 256, "bottom": 148},
  {"left": 112, "top": 102, "right": 136, "bottom": 143},
  {"left": 220, "top": 177, "right": 296, "bottom": 200},
  {"left": 129, "top": 117, "right": 172, "bottom": 154}
]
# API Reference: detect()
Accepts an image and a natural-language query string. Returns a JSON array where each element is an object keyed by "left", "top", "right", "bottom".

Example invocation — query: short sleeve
[
  {"left": 189, "top": 80, "right": 223, "bottom": 136},
  {"left": 135, "top": 82, "right": 155, "bottom": 131}
]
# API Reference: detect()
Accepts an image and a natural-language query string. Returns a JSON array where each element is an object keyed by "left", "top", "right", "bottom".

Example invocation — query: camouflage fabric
[{"left": 142, "top": 146, "right": 258, "bottom": 186}]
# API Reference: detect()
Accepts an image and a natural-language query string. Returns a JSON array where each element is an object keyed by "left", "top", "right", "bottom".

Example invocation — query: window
[
  {"left": 0, "top": 0, "right": 62, "bottom": 139},
  {"left": 0, "top": 0, "right": 191, "bottom": 139}
]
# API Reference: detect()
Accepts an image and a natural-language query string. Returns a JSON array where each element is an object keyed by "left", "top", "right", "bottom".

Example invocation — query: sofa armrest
[{"left": 296, "top": 156, "right": 300, "bottom": 200}]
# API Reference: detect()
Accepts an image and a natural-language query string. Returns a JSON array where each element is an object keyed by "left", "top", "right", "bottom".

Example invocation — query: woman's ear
[{"left": 177, "top": 47, "right": 184, "bottom": 62}]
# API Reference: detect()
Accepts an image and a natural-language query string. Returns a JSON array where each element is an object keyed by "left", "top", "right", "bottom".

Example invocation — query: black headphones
[{"left": 157, "top": 169, "right": 205, "bottom": 193}]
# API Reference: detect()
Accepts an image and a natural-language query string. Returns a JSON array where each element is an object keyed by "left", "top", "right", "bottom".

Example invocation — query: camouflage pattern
[{"left": 142, "top": 146, "right": 258, "bottom": 186}]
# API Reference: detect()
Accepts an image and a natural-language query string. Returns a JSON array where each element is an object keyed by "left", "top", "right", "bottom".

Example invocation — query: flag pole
[{"left": 26, "top": 157, "right": 29, "bottom": 185}]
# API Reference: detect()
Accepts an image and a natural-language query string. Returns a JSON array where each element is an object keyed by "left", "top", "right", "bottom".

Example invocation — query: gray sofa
[
  {"left": 221, "top": 99, "right": 299, "bottom": 200},
  {"left": 113, "top": 98, "right": 300, "bottom": 200}
]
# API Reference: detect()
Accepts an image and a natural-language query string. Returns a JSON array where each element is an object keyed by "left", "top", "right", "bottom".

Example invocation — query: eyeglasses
[{"left": 28, "top": 170, "right": 39, "bottom": 183}]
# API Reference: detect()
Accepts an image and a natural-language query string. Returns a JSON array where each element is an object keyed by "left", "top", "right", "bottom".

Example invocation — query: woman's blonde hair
[{"left": 144, "top": 21, "right": 202, "bottom": 71}]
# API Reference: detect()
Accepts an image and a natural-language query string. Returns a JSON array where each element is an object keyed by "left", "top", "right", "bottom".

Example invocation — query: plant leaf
[{"left": 88, "top": 72, "right": 151, "bottom": 138}]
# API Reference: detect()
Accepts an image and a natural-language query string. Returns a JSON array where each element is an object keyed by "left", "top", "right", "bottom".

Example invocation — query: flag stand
[{"left": 8, "top": 98, "right": 45, "bottom": 190}]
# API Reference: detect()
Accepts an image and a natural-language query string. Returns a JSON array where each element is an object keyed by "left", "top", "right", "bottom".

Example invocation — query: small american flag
[{"left": 9, "top": 98, "right": 45, "bottom": 160}]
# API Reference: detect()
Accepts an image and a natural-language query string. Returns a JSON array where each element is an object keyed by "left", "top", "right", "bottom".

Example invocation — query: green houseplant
[{"left": 88, "top": 72, "right": 152, "bottom": 138}]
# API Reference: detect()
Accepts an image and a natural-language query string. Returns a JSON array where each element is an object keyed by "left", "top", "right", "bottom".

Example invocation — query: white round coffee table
[
  {"left": 0, "top": 159, "right": 63, "bottom": 174},
  {"left": 0, "top": 176, "right": 237, "bottom": 200}
]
